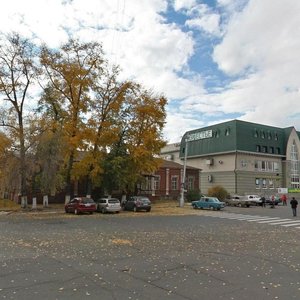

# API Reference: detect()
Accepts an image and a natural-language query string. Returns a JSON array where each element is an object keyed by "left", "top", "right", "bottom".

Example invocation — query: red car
[{"left": 65, "top": 197, "right": 97, "bottom": 215}]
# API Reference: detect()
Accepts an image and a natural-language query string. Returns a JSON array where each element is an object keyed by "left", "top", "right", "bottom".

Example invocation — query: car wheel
[
  {"left": 133, "top": 206, "right": 138, "bottom": 212},
  {"left": 101, "top": 207, "right": 106, "bottom": 214},
  {"left": 217, "top": 208, "right": 221, "bottom": 210},
  {"left": 200, "top": 206, "right": 203, "bottom": 209},
  {"left": 192, "top": 205, "right": 197, "bottom": 209},
  {"left": 147, "top": 208, "right": 151, "bottom": 212},
  {"left": 65, "top": 208, "right": 68, "bottom": 213}
]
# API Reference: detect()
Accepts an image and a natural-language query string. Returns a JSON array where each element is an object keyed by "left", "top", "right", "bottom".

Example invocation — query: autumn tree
[
  {"left": 40, "top": 38, "right": 104, "bottom": 200},
  {"left": 0, "top": 32, "right": 39, "bottom": 207},
  {"left": 103, "top": 84, "right": 167, "bottom": 194},
  {"left": 0, "top": 132, "right": 14, "bottom": 199},
  {"left": 72, "top": 65, "right": 134, "bottom": 196},
  {"left": 34, "top": 85, "right": 67, "bottom": 197}
]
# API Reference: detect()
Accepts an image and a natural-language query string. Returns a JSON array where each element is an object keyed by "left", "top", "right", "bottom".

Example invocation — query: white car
[
  {"left": 95, "top": 198, "right": 122, "bottom": 213},
  {"left": 244, "top": 195, "right": 262, "bottom": 205}
]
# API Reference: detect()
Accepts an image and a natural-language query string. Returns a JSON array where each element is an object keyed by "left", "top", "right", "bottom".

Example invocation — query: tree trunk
[{"left": 65, "top": 151, "right": 74, "bottom": 198}]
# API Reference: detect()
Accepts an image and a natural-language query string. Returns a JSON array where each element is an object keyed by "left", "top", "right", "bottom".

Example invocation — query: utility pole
[{"left": 180, "top": 139, "right": 188, "bottom": 207}]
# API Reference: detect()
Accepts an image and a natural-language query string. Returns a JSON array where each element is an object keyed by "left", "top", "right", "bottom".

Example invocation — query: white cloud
[
  {"left": 1, "top": 0, "right": 300, "bottom": 144},
  {"left": 170, "top": 0, "right": 300, "bottom": 142},
  {"left": 164, "top": 111, "right": 204, "bottom": 143},
  {"left": 0, "top": 0, "right": 201, "bottom": 98},
  {"left": 174, "top": 0, "right": 197, "bottom": 11},
  {"left": 186, "top": 11, "right": 220, "bottom": 36},
  {"left": 184, "top": 4, "right": 221, "bottom": 36}
]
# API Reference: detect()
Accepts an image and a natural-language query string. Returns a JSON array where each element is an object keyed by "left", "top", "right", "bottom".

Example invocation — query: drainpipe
[{"left": 234, "top": 151, "right": 237, "bottom": 194}]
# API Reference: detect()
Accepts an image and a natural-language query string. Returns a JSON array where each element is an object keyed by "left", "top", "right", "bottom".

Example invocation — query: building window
[
  {"left": 255, "top": 160, "right": 261, "bottom": 170},
  {"left": 225, "top": 128, "right": 230, "bottom": 136},
  {"left": 262, "top": 146, "right": 267, "bottom": 153},
  {"left": 143, "top": 177, "right": 152, "bottom": 191},
  {"left": 188, "top": 176, "right": 194, "bottom": 190},
  {"left": 269, "top": 179, "right": 274, "bottom": 189},
  {"left": 267, "top": 131, "right": 272, "bottom": 140},
  {"left": 268, "top": 161, "right": 273, "bottom": 171},
  {"left": 241, "top": 160, "right": 247, "bottom": 168},
  {"left": 274, "top": 132, "right": 278, "bottom": 140},
  {"left": 261, "top": 131, "right": 265, "bottom": 139},
  {"left": 254, "top": 129, "right": 258, "bottom": 137},
  {"left": 262, "top": 178, "right": 267, "bottom": 188},
  {"left": 262, "top": 161, "right": 267, "bottom": 171},
  {"left": 269, "top": 146, "right": 274, "bottom": 154},
  {"left": 255, "top": 178, "right": 260, "bottom": 189},
  {"left": 275, "top": 147, "right": 280, "bottom": 154},
  {"left": 256, "top": 145, "right": 261, "bottom": 152},
  {"left": 171, "top": 176, "right": 178, "bottom": 190},
  {"left": 154, "top": 176, "right": 160, "bottom": 190},
  {"left": 290, "top": 140, "right": 299, "bottom": 188},
  {"left": 274, "top": 162, "right": 279, "bottom": 171}
]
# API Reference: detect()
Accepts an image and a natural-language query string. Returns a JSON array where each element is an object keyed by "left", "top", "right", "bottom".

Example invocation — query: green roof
[{"left": 180, "top": 120, "right": 296, "bottom": 158}]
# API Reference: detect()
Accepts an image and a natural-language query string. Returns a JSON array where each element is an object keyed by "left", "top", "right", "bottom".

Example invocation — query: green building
[{"left": 179, "top": 120, "right": 300, "bottom": 196}]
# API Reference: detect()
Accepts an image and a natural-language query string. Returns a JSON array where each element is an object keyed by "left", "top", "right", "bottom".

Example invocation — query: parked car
[
  {"left": 192, "top": 197, "right": 225, "bottom": 210},
  {"left": 65, "top": 197, "right": 97, "bottom": 214},
  {"left": 265, "top": 196, "right": 281, "bottom": 206},
  {"left": 225, "top": 195, "right": 252, "bottom": 207},
  {"left": 122, "top": 196, "right": 151, "bottom": 212},
  {"left": 95, "top": 198, "right": 121, "bottom": 213},
  {"left": 244, "top": 195, "right": 262, "bottom": 206}
]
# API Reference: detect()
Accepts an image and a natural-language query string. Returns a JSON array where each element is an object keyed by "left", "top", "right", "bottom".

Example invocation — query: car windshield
[
  {"left": 82, "top": 198, "right": 95, "bottom": 204},
  {"left": 210, "top": 198, "right": 219, "bottom": 202},
  {"left": 108, "top": 199, "right": 119, "bottom": 203},
  {"left": 139, "top": 198, "right": 150, "bottom": 203}
]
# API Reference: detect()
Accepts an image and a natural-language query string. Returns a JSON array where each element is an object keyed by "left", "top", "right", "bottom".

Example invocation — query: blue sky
[{"left": 1, "top": 0, "right": 300, "bottom": 142}]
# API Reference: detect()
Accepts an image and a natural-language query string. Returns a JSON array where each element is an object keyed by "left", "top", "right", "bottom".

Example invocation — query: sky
[{"left": 1, "top": 0, "right": 300, "bottom": 143}]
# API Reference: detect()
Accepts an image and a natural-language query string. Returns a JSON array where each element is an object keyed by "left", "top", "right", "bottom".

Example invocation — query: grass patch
[{"left": 0, "top": 199, "right": 20, "bottom": 211}]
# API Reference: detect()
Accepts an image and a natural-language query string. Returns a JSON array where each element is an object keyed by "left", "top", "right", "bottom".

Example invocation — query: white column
[
  {"left": 32, "top": 197, "right": 37, "bottom": 209},
  {"left": 43, "top": 195, "right": 49, "bottom": 207},
  {"left": 166, "top": 168, "right": 169, "bottom": 196}
]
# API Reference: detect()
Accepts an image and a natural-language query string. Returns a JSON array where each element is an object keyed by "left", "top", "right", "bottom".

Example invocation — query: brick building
[{"left": 141, "top": 159, "right": 200, "bottom": 201}]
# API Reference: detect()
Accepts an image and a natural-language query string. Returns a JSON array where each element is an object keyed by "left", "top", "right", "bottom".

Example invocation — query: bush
[
  {"left": 207, "top": 185, "right": 228, "bottom": 201},
  {"left": 186, "top": 189, "right": 202, "bottom": 202}
]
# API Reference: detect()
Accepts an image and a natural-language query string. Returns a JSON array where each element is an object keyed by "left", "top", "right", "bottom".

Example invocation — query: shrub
[
  {"left": 186, "top": 189, "right": 202, "bottom": 202},
  {"left": 207, "top": 185, "right": 228, "bottom": 200}
]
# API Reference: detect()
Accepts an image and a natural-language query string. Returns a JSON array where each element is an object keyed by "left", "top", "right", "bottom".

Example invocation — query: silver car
[
  {"left": 225, "top": 195, "right": 252, "bottom": 207},
  {"left": 95, "top": 198, "right": 121, "bottom": 214}
]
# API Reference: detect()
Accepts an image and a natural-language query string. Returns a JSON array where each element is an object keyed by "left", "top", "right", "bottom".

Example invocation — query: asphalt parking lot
[{"left": 1, "top": 203, "right": 300, "bottom": 300}]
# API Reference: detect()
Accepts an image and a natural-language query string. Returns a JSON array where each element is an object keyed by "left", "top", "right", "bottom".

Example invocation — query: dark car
[
  {"left": 265, "top": 196, "right": 281, "bottom": 206},
  {"left": 65, "top": 197, "right": 97, "bottom": 215},
  {"left": 123, "top": 196, "right": 151, "bottom": 212}
]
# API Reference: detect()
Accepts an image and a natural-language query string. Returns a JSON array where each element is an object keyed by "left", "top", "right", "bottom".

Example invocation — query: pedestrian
[
  {"left": 290, "top": 197, "right": 298, "bottom": 217},
  {"left": 270, "top": 195, "right": 275, "bottom": 208},
  {"left": 281, "top": 194, "right": 287, "bottom": 206},
  {"left": 261, "top": 196, "right": 266, "bottom": 207}
]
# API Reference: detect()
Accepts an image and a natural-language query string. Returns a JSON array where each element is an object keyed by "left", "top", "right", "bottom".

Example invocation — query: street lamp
[{"left": 180, "top": 138, "right": 188, "bottom": 207}]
